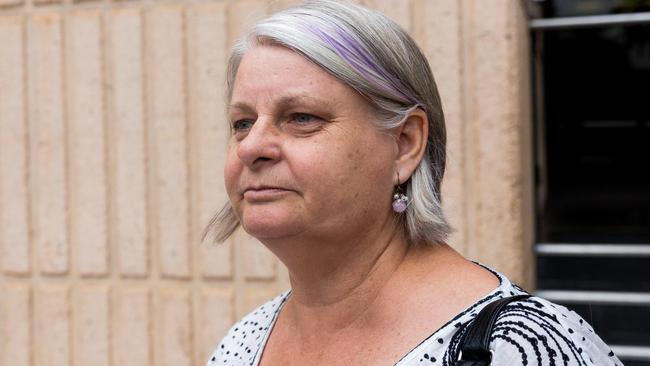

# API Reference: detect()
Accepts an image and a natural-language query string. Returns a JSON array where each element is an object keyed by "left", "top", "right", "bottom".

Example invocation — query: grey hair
[{"left": 205, "top": 0, "right": 451, "bottom": 245}]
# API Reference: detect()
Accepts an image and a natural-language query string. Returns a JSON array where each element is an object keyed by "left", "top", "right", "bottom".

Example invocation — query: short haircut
[{"left": 205, "top": 0, "right": 451, "bottom": 245}]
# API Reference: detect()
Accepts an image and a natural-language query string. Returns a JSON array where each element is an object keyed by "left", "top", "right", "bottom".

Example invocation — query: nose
[{"left": 236, "top": 117, "right": 281, "bottom": 169}]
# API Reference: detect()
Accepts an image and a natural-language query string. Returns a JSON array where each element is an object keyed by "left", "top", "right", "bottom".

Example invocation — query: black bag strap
[{"left": 456, "top": 294, "right": 531, "bottom": 366}]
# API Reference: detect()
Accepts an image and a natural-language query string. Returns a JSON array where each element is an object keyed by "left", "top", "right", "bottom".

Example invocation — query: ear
[{"left": 394, "top": 108, "right": 428, "bottom": 183}]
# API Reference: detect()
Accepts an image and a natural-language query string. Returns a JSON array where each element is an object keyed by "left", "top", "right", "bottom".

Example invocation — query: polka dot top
[{"left": 206, "top": 267, "right": 622, "bottom": 365}]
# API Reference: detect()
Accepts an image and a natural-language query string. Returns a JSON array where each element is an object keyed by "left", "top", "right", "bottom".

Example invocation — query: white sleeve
[{"left": 489, "top": 297, "right": 622, "bottom": 366}]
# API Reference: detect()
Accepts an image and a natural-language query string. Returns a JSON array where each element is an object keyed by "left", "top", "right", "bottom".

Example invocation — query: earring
[{"left": 392, "top": 172, "right": 409, "bottom": 213}]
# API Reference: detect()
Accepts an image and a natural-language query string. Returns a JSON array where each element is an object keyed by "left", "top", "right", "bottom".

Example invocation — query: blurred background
[
  {"left": 530, "top": 1, "right": 650, "bottom": 364},
  {"left": 0, "top": 0, "right": 647, "bottom": 365}
]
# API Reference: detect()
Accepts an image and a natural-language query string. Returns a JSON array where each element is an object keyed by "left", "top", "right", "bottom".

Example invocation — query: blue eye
[
  {"left": 293, "top": 113, "right": 317, "bottom": 124},
  {"left": 232, "top": 119, "right": 254, "bottom": 132}
]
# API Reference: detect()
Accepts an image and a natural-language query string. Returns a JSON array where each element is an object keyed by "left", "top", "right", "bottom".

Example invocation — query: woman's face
[{"left": 225, "top": 45, "right": 397, "bottom": 242}]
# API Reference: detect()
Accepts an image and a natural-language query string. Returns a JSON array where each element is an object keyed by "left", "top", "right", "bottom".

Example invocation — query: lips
[{"left": 241, "top": 185, "right": 295, "bottom": 202}]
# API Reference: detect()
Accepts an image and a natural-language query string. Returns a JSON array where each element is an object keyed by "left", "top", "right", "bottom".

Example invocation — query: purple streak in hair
[{"left": 299, "top": 18, "right": 419, "bottom": 105}]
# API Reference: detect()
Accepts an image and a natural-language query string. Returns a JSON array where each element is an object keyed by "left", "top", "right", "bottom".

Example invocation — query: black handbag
[{"left": 456, "top": 295, "right": 531, "bottom": 366}]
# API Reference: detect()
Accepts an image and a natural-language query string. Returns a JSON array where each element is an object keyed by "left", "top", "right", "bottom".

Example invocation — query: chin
[{"left": 240, "top": 209, "right": 305, "bottom": 240}]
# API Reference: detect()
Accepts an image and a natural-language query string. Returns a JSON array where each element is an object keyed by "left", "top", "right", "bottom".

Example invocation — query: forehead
[{"left": 230, "top": 45, "right": 367, "bottom": 110}]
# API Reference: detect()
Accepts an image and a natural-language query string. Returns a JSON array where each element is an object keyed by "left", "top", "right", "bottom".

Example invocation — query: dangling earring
[{"left": 392, "top": 172, "right": 409, "bottom": 213}]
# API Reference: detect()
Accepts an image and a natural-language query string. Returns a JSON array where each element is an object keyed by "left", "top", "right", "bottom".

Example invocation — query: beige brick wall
[{"left": 0, "top": 0, "right": 532, "bottom": 364}]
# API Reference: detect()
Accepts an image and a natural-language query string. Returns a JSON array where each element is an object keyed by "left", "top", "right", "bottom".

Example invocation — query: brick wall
[{"left": 0, "top": 0, "right": 532, "bottom": 365}]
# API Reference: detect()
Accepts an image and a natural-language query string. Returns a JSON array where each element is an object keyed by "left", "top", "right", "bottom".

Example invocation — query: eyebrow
[{"left": 228, "top": 93, "right": 336, "bottom": 113}]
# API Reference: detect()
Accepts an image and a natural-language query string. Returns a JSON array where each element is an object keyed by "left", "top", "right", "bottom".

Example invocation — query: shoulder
[
  {"left": 489, "top": 296, "right": 622, "bottom": 366},
  {"left": 205, "top": 291, "right": 290, "bottom": 366}
]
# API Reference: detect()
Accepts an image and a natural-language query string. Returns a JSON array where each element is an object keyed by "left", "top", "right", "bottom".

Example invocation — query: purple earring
[{"left": 392, "top": 172, "right": 409, "bottom": 213}]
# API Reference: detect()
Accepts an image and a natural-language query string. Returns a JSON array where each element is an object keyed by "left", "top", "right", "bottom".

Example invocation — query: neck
[
  {"left": 259, "top": 218, "right": 420, "bottom": 341},
  {"left": 289, "top": 229, "right": 408, "bottom": 308}
]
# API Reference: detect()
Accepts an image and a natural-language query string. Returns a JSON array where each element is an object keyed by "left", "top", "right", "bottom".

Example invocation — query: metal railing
[
  {"left": 535, "top": 243, "right": 650, "bottom": 360},
  {"left": 610, "top": 345, "right": 650, "bottom": 361},
  {"left": 535, "top": 289, "right": 650, "bottom": 306},
  {"left": 529, "top": 9, "right": 650, "bottom": 359},
  {"left": 530, "top": 12, "right": 650, "bottom": 29},
  {"left": 536, "top": 243, "right": 650, "bottom": 257}
]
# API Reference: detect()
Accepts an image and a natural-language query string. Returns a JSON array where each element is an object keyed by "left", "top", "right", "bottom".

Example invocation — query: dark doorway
[{"left": 530, "top": 1, "right": 650, "bottom": 363}]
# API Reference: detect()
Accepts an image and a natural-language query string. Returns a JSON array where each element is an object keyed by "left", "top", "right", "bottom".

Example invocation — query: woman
[{"left": 206, "top": 1, "right": 621, "bottom": 365}]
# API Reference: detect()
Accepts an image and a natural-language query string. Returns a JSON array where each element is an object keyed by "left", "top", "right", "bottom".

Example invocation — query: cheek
[
  {"left": 284, "top": 143, "right": 343, "bottom": 201},
  {"left": 296, "top": 138, "right": 391, "bottom": 202},
  {"left": 223, "top": 148, "right": 241, "bottom": 201},
  {"left": 346, "top": 137, "right": 396, "bottom": 199}
]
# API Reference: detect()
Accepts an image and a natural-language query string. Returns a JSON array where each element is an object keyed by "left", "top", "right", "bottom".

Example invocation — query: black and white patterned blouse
[{"left": 207, "top": 267, "right": 622, "bottom": 365}]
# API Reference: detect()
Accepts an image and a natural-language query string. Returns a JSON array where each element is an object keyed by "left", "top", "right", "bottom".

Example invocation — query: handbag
[{"left": 456, "top": 295, "right": 531, "bottom": 366}]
